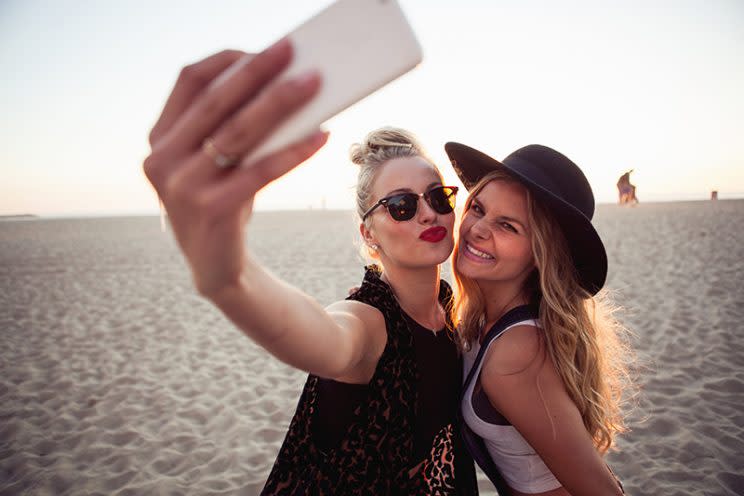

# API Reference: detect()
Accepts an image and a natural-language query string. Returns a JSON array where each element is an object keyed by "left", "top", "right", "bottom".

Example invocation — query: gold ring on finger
[{"left": 202, "top": 137, "right": 239, "bottom": 168}]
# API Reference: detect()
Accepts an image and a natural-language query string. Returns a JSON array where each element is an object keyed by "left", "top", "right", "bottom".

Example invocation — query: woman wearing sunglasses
[
  {"left": 260, "top": 127, "right": 476, "bottom": 494},
  {"left": 445, "top": 143, "right": 631, "bottom": 496},
  {"left": 144, "top": 45, "right": 476, "bottom": 494}
]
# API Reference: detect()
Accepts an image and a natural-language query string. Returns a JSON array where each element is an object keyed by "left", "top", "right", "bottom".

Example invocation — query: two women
[{"left": 144, "top": 41, "right": 631, "bottom": 495}]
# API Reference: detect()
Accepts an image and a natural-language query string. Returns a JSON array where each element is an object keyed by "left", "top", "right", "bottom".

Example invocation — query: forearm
[
  {"left": 142, "top": 41, "right": 338, "bottom": 374},
  {"left": 208, "top": 257, "right": 351, "bottom": 377}
]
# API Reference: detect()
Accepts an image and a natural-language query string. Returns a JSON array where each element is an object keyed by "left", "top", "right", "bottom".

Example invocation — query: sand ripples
[{"left": 2, "top": 205, "right": 743, "bottom": 495}]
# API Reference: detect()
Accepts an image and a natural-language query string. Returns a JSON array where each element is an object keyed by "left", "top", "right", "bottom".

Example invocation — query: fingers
[
  {"left": 178, "top": 70, "right": 322, "bottom": 186},
  {"left": 214, "top": 71, "right": 322, "bottom": 160},
  {"left": 149, "top": 50, "right": 246, "bottom": 147},
  {"left": 155, "top": 38, "right": 294, "bottom": 157},
  {"left": 203, "top": 130, "right": 330, "bottom": 216}
]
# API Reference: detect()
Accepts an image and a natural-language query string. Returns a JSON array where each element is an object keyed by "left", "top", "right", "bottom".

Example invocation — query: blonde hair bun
[
  {"left": 349, "top": 127, "right": 441, "bottom": 228},
  {"left": 349, "top": 127, "right": 425, "bottom": 166}
]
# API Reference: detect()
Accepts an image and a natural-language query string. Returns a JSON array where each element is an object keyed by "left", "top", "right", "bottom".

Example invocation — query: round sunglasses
[{"left": 362, "top": 186, "right": 459, "bottom": 222}]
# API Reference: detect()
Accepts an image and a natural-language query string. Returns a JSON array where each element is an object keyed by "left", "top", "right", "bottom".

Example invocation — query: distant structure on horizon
[
  {"left": 711, "top": 190, "right": 718, "bottom": 200},
  {"left": 0, "top": 214, "right": 38, "bottom": 220},
  {"left": 617, "top": 170, "right": 639, "bottom": 206}
]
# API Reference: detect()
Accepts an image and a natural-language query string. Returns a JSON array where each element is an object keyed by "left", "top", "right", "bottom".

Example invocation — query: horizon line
[{"left": 3, "top": 196, "right": 743, "bottom": 220}]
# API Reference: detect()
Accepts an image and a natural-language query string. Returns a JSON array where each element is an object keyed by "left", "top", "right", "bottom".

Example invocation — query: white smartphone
[{"left": 242, "top": 0, "right": 423, "bottom": 166}]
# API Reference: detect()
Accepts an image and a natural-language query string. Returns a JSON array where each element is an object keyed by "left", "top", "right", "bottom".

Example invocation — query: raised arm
[
  {"left": 143, "top": 42, "right": 385, "bottom": 380},
  {"left": 481, "top": 325, "right": 623, "bottom": 496}
]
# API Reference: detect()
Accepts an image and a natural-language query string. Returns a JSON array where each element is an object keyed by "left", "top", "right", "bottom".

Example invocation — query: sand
[{"left": 0, "top": 200, "right": 742, "bottom": 495}]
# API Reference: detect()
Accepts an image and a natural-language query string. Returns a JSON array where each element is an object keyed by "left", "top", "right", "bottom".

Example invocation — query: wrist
[{"left": 206, "top": 258, "right": 261, "bottom": 310}]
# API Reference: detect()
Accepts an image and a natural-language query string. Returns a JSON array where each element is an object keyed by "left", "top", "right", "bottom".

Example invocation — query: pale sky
[{"left": 1, "top": 0, "right": 743, "bottom": 216}]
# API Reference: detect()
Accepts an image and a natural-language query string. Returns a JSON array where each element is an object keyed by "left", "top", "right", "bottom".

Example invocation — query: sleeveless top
[
  {"left": 261, "top": 265, "right": 478, "bottom": 495},
  {"left": 314, "top": 310, "right": 462, "bottom": 461},
  {"left": 462, "top": 318, "right": 562, "bottom": 494}
]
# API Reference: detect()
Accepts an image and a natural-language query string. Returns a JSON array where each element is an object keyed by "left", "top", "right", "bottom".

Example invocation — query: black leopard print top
[{"left": 261, "top": 265, "right": 478, "bottom": 495}]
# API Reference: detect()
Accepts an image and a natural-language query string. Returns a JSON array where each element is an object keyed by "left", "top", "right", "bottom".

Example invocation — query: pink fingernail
[
  {"left": 294, "top": 70, "right": 321, "bottom": 89},
  {"left": 267, "top": 37, "right": 291, "bottom": 55},
  {"left": 313, "top": 129, "right": 330, "bottom": 145},
  {"left": 211, "top": 54, "right": 252, "bottom": 88}
]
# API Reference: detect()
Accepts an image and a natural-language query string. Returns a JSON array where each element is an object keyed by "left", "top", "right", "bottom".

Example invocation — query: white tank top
[{"left": 461, "top": 319, "right": 562, "bottom": 494}]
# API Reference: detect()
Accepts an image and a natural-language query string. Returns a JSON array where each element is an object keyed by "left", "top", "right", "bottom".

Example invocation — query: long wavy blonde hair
[{"left": 452, "top": 171, "right": 635, "bottom": 453}]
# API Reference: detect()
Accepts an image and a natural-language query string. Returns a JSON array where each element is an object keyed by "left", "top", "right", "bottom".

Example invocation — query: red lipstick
[{"left": 420, "top": 226, "right": 447, "bottom": 243}]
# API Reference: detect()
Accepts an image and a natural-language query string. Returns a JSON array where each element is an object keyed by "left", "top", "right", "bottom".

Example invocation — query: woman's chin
[
  {"left": 411, "top": 247, "right": 453, "bottom": 268},
  {"left": 456, "top": 253, "right": 494, "bottom": 278}
]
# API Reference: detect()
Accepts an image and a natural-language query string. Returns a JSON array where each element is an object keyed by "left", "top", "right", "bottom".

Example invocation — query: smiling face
[
  {"left": 455, "top": 179, "right": 535, "bottom": 293},
  {"left": 361, "top": 156, "right": 456, "bottom": 270}
]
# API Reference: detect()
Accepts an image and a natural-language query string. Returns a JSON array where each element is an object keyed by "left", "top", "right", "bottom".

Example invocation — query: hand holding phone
[{"left": 145, "top": 0, "right": 423, "bottom": 295}]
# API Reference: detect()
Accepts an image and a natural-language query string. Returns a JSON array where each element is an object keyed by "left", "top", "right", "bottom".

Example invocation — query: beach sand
[{"left": 1, "top": 200, "right": 742, "bottom": 495}]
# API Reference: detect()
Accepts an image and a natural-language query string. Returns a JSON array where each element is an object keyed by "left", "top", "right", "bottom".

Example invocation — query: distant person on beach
[
  {"left": 143, "top": 44, "right": 476, "bottom": 494},
  {"left": 617, "top": 170, "right": 639, "bottom": 205},
  {"left": 445, "top": 142, "right": 631, "bottom": 495}
]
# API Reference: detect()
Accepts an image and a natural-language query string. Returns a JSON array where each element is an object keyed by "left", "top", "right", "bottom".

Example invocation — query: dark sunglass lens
[
  {"left": 386, "top": 193, "right": 418, "bottom": 221},
  {"left": 428, "top": 187, "right": 456, "bottom": 214}
]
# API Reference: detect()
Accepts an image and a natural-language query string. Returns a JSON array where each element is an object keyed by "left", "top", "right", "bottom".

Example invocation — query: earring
[{"left": 370, "top": 243, "right": 380, "bottom": 251}]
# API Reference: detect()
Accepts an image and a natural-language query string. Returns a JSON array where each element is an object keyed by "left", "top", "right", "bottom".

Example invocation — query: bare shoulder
[
  {"left": 482, "top": 324, "right": 544, "bottom": 378},
  {"left": 322, "top": 300, "right": 388, "bottom": 383},
  {"left": 480, "top": 324, "right": 552, "bottom": 414},
  {"left": 326, "top": 300, "right": 385, "bottom": 329},
  {"left": 325, "top": 300, "right": 387, "bottom": 355}
]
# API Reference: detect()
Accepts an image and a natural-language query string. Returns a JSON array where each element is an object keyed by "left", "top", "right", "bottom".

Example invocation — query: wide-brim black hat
[{"left": 445, "top": 142, "right": 607, "bottom": 295}]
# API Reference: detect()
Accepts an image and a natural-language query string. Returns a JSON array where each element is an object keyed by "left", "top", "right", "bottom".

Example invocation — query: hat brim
[{"left": 445, "top": 142, "right": 607, "bottom": 295}]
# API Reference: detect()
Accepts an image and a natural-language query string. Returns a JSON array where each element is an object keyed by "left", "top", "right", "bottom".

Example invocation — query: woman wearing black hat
[{"left": 446, "top": 143, "right": 631, "bottom": 495}]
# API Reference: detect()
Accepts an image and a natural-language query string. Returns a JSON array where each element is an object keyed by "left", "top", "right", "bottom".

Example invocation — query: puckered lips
[
  {"left": 419, "top": 226, "right": 447, "bottom": 243},
  {"left": 461, "top": 241, "right": 495, "bottom": 263}
]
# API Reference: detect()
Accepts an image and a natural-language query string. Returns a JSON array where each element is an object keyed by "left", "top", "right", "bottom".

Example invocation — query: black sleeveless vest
[{"left": 261, "top": 266, "right": 478, "bottom": 495}]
